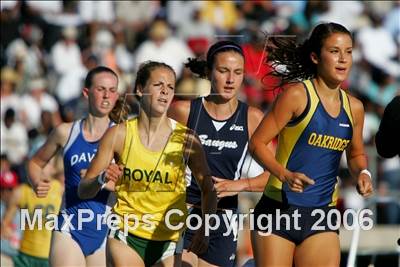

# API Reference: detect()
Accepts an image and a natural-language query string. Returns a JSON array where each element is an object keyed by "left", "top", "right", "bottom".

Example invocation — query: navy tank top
[{"left": 186, "top": 97, "right": 249, "bottom": 210}]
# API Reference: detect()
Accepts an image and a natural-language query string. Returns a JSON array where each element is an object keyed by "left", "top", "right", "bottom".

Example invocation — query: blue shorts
[
  {"left": 183, "top": 207, "right": 237, "bottom": 267},
  {"left": 56, "top": 208, "right": 108, "bottom": 256},
  {"left": 253, "top": 195, "right": 339, "bottom": 245}
]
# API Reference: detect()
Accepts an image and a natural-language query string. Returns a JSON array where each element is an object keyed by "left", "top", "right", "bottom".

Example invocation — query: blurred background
[{"left": 0, "top": 1, "right": 399, "bottom": 267}]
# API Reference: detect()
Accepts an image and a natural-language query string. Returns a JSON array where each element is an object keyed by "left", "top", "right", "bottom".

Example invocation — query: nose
[
  {"left": 226, "top": 72, "right": 234, "bottom": 84},
  {"left": 103, "top": 89, "right": 110, "bottom": 98},
  {"left": 160, "top": 85, "right": 168, "bottom": 95},
  {"left": 339, "top": 51, "right": 347, "bottom": 63}
]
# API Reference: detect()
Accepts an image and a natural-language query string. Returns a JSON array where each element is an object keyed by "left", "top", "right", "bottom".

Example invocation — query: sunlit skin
[
  {"left": 209, "top": 51, "right": 244, "bottom": 102},
  {"left": 83, "top": 72, "right": 119, "bottom": 117},
  {"left": 26, "top": 68, "right": 121, "bottom": 267},
  {"left": 249, "top": 29, "right": 372, "bottom": 267},
  {"left": 137, "top": 67, "right": 176, "bottom": 118}
]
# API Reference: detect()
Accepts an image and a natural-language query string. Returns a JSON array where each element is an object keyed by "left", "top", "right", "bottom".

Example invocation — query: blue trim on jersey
[{"left": 61, "top": 119, "right": 111, "bottom": 255}]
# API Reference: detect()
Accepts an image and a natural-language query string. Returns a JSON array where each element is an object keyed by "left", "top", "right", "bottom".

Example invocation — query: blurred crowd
[{"left": 1, "top": 1, "right": 399, "bottom": 266}]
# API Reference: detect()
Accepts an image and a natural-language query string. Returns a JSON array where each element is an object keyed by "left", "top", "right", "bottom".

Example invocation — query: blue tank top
[
  {"left": 63, "top": 119, "right": 110, "bottom": 211},
  {"left": 186, "top": 98, "right": 249, "bottom": 209},
  {"left": 264, "top": 80, "right": 354, "bottom": 207}
]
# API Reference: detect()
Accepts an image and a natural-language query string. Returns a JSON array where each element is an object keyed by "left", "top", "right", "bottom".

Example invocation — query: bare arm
[
  {"left": 240, "top": 106, "right": 271, "bottom": 192},
  {"left": 186, "top": 132, "right": 218, "bottom": 217},
  {"left": 185, "top": 131, "right": 218, "bottom": 254},
  {"left": 167, "top": 100, "right": 191, "bottom": 125},
  {"left": 78, "top": 124, "right": 125, "bottom": 199},
  {"left": 28, "top": 123, "right": 70, "bottom": 197},
  {"left": 1, "top": 187, "right": 21, "bottom": 239},
  {"left": 249, "top": 84, "right": 315, "bottom": 192},
  {"left": 346, "top": 95, "right": 373, "bottom": 197}
]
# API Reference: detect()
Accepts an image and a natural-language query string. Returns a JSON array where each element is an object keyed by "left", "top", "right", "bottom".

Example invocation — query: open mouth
[
  {"left": 335, "top": 67, "right": 346, "bottom": 72},
  {"left": 157, "top": 98, "right": 168, "bottom": 104},
  {"left": 101, "top": 101, "right": 110, "bottom": 108}
]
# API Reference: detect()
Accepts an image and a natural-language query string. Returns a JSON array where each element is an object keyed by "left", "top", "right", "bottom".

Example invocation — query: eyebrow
[
  {"left": 217, "top": 66, "right": 244, "bottom": 71},
  {"left": 95, "top": 85, "right": 116, "bottom": 90}
]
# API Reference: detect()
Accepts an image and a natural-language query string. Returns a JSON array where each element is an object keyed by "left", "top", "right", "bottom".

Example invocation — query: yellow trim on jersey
[
  {"left": 264, "top": 80, "right": 319, "bottom": 201},
  {"left": 114, "top": 118, "right": 188, "bottom": 241},
  {"left": 330, "top": 177, "right": 340, "bottom": 206},
  {"left": 341, "top": 89, "right": 354, "bottom": 128},
  {"left": 19, "top": 181, "right": 63, "bottom": 258}
]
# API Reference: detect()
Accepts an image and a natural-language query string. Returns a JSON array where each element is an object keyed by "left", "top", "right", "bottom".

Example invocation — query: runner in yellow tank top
[
  {"left": 1, "top": 157, "right": 63, "bottom": 267},
  {"left": 78, "top": 61, "right": 217, "bottom": 267}
]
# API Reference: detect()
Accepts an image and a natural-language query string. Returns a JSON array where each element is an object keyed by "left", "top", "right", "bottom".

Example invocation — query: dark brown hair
[
  {"left": 185, "top": 40, "right": 244, "bottom": 79},
  {"left": 265, "top": 22, "right": 352, "bottom": 89}
]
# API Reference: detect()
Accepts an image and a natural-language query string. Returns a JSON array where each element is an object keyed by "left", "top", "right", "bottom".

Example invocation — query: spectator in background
[
  {"left": 0, "top": 154, "right": 21, "bottom": 267},
  {"left": 134, "top": 18, "right": 194, "bottom": 78},
  {"left": 199, "top": 1, "right": 239, "bottom": 34},
  {"left": 0, "top": 67, "right": 21, "bottom": 120},
  {"left": 384, "top": 1, "right": 400, "bottom": 43},
  {"left": 50, "top": 26, "right": 86, "bottom": 109},
  {"left": 357, "top": 11, "right": 400, "bottom": 77},
  {"left": 5, "top": 24, "right": 46, "bottom": 86},
  {"left": 1, "top": 154, "right": 63, "bottom": 267},
  {"left": 177, "top": 8, "right": 215, "bottom": 57},
  {"left": 167, "top": 1, "right": 202, "bottom": 30},
  {"left": 78, "top": 1, "right": 115, "bottom": 26},
  {"left": 239, "top": 1, "right": 275, "bottom": 25},
  {"left": 114, "top": 1, "right": 160, "bottom": 51},
  {"left": 240, "top": 26, "right": 271, "bottom": 109},
  {"left": 313, "top": 1, "right": 365, "bottom": 31},
  {"left": 362, "top": 67, "right": 400, "bottom": 109},
  {"left": 19, "top": 78, "right": 61, "bottom": 131},
  {"left": 0, "top": 108, "right": 28, "bottom": 169}
]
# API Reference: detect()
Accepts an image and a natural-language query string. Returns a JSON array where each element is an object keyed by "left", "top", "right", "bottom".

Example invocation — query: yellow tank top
[
  {"left": 114, "top": 118, "right": 188, "bottom": 241},
  {"left": 18, "top": 180, "right": 63, "bottom": 258}
]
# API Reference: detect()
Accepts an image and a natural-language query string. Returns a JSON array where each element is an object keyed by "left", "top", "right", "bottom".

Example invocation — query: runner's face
[
  {"left": 85, "top": 72, "right": 119, "bottom": 117},
  {"left": 210, "top": 51, "right": 244, "bottom": 101},
  {"left": 139, "top": 67, "right": 175, "bottom": 117},
  {"left": 314, "top": 33, "right": 353, "bottom": 84}
]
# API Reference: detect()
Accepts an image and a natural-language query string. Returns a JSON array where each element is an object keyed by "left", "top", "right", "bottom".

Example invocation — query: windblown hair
[{"left": 265, "top": 22, "right": 352, "bottom": 89}]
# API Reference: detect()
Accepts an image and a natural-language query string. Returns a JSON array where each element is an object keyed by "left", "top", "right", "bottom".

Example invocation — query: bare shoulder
[
  {"left": 346, "top": 93, "right": 364, "bottom": 114},
  {"left": 283, "top": 82, "right": 307, "bottom": 99},
  {"left": 274, "top": 82, "right": 307, "bottom": 116},
  {"left": 104, "top": 122, "right": 127, "bottom": 144},
  {"left": 248, "top": 106, "right": 264, "bottom": 122},
  {"left": 53, "top": 122, "right": 74, "bottom": 146},
  {"left": 109, "top": 122, "right": 126, "bottom": 137},
  {"left": 168, "top": 99, "right": 191, "bottom": 125},
  {"left": 344, "top": 92, "right": 365, "bottom": 126},
  {"left": 247, "top": 106, "right": 265, "bottom": 136}
]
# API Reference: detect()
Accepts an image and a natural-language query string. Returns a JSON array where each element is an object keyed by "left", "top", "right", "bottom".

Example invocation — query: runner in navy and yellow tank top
[
  {"left": 265, "top": 79, "right": 353, "bottom": 207},
  {"left": 250, "top": 23, "right": 373, "bottom": 267}
]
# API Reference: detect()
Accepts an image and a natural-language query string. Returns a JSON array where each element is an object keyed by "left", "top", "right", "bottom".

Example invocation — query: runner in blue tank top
[
  {"left": 250, "top": 23, "right": 373, "bottom": 267},
  {"left": 169, "top": 40, "right": 272, "bottom": 267},
  {"left": 28, "top": 66, "right": 123, "bottom": 267}
]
